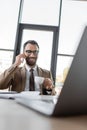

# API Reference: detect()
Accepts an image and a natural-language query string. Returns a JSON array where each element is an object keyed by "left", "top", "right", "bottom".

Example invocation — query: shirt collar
[{"left": 25, "top": 64, "right": 37, "bottom": 71}]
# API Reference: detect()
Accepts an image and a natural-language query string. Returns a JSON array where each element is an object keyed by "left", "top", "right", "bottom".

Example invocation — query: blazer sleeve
[{"left": 0, "top": 64, "right": 17, "bottom": 89}]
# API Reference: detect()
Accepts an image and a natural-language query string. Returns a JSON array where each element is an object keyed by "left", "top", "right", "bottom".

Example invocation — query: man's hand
[
  {"left": 14, "top": 53, "right": 26, "bottom": 66},
  {"left": 42, "top": 78, "right": 53, "bottom": 90}
]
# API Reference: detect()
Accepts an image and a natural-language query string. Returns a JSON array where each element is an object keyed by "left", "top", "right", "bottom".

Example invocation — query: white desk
[{"left": 0, "top": 99, "right": 87, "bottom": 130}]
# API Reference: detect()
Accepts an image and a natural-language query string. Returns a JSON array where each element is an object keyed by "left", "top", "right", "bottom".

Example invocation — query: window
[
  {"left": 21, "top": 0, "right": 60, "bottom": 26},
  {"left": 0, "top": 0, "right": 20, "bottom": 73},
  {"left": 56, "top": 0, "right": 87, "bottom": 90},
  {"left": 14, "top": 0, "right": 60, "bottom": 82}
]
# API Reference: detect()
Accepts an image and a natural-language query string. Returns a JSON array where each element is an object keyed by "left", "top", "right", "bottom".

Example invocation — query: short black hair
[{"left": 23, "top": 40, "right": 39, "bottom": 50}]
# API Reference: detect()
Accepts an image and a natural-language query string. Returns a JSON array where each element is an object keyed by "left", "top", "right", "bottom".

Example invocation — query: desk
[{"left": 0, "top": 99, "right": 87, "bottom": 130}]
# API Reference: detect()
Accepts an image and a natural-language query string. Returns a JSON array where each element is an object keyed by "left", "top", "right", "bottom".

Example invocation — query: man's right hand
[{"left": 14, "top": 53, "right": 26, "bottom": 66}]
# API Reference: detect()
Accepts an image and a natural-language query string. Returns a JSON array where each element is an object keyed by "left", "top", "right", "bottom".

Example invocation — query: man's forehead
[{"left": 25, "top": 43, "right": 38, "bottom": 50}]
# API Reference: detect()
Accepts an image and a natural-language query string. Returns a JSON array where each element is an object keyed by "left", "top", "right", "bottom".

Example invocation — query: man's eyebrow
[{"left": 25, "top": 50, "right": 38, "bottom": 51}]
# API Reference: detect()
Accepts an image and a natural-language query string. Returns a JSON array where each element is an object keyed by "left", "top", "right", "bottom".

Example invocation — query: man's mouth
[{"left": 29, "top": 57, "right": 35, "bottom": 60}]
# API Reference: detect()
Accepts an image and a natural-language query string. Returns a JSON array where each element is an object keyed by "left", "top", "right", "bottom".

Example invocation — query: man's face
[{"left": 24, "top": 43, "right": 39, "bottom": 67}]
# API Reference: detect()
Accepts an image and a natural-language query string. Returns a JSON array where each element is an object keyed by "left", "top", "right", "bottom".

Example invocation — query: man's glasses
[{"left": 25, "top": 50, "right": 39, "bottom": 55}]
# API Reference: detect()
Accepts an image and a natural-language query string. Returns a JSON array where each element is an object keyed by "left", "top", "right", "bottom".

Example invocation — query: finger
[
  {"left": 46, "top": 85, "right": 52, "bottom": 90},
  {"left": 19, "top": 53, "right": 26, "bottom": 58}
]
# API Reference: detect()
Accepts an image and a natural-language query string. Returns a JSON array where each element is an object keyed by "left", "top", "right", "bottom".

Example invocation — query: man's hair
[{"left": 23, "top": 40, "right": 39, "bottom": 50}]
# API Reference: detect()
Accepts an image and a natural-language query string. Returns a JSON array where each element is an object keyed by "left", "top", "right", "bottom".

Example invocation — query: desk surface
[{"left": 0, "top": 99, "right": 87, "bottom": 130}]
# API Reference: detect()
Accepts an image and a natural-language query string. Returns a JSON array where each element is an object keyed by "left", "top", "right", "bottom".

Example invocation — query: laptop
[{"left": 15, "top": 26, "right": 87, "bottom": 117}]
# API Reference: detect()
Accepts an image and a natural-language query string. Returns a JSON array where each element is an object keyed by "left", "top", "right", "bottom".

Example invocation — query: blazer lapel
[
  {"left": 37, "top": 66, "right": 42, "bottom": 76},
  {"left": 21, "top": 66, "right": 26, "bottom": 90}
]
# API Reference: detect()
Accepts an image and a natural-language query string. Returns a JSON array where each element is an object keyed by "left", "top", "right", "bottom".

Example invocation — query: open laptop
[{"left": 16, "top": 26, "right": 87, "bottom": 117}]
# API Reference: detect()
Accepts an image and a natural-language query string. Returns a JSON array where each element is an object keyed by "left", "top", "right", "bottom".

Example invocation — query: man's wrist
[{"left": 13, "top": 63, "right": 19, "bottom": 68}]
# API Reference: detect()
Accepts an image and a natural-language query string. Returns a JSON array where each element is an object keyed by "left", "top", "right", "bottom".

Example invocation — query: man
[{"left": 0, "top": 40, "right": 56, "bottom": 95}]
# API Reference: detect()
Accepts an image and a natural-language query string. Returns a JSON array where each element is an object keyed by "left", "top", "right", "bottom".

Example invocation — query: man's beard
[{"left": 25, "top": 57, "right": 37, "bottom": 66}]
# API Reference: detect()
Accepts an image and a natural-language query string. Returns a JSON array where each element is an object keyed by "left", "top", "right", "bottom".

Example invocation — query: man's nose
[{"left": 29, "top": 52, "right": 35, "bottom": 57}]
